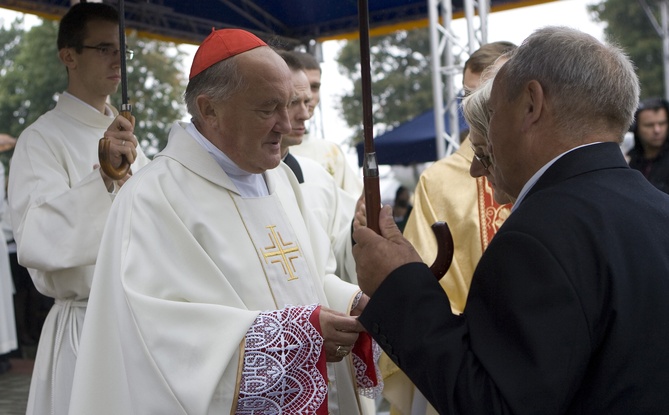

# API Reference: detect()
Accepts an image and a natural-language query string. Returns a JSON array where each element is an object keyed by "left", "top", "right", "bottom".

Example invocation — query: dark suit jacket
[{"left": 360, "top": 143, "right": 669, "bottom": 414}]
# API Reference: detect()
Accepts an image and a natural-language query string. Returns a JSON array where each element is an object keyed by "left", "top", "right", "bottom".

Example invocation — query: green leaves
[
  {"left": 589, "top": 0, "right": 665, "bottom": 98},
  {"left": 336, "top": 28, "right": 436, "bottom": 146}
]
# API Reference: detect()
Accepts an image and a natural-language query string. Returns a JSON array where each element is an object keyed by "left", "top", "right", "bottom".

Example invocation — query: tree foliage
[
  {"left": 589, "top": 0, "right": 665, "bottom": 98},
  {"left": 0, "top": 19, "right": 65, "bottom": 144},
  {"left": 122, "top": 33, "right": 188, "bottom": 156},
  {"left": 0, "top": 16, "right": 188, "bottom": 172},
  {"left": 336, "top": 28, "right": 440, "bottom": 145}
]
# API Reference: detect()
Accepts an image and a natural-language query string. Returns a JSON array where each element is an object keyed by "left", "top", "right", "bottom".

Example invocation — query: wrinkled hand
[
  {"left": 319, "top": 307, "right": 364, "bottom": 362},
  {"left": 352, "top": 205, "right": 422, "bottom": 296},
  {"left": 99, "top": 114, "right": 138, "bottom": 187}
]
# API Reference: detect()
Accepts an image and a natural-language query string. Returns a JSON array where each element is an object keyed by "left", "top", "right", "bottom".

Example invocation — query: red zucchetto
[{"left": 189, "top": 28, "right": 267, "bottom": 79}]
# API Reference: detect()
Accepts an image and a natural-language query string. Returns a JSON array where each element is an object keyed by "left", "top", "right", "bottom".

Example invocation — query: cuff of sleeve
[
  {"left": 236, "top": 304, "right": 329, "bottom": 414},
  {"left": 352, "top": 333, "right": 383, "bottom": 399}
]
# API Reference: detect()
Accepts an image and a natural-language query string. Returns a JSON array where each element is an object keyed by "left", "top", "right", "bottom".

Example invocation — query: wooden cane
[
  {"left": 357, "top": 0, "right": 453, "bottom": 280},
  {"left": 99, "top": 0, "right": 132, "bottom": 180}
]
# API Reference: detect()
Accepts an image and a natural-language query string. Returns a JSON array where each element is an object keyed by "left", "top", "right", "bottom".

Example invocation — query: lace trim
[
  {"left": 351, "top": 291, "right": 363, "bottom": 310},
  {"left": 235, "top": 304, "right": 327, "bottom": 414},
  {"left": 353, "top": 339, "right": 384, "bottom": 399}
]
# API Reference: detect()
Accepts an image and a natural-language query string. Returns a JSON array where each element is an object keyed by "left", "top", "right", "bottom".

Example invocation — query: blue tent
[
  {"left": 4, "top": 1, "right": 559, "bottom": 45},
  {"left": 356, "top": 106, "right": 469, "bottom": 166}
]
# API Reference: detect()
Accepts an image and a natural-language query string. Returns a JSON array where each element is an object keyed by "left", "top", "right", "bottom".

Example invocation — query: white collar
[
  {"left": 61, "top": 91, "right": 114, "bottom": 117},
  {"left": 185, "top": 122, "right": 268, "bottom": 197},
  {"left": 512, "top": 142, "right": 601, "bottom": 212}
]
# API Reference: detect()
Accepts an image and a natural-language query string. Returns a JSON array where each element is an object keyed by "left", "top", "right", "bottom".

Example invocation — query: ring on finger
[
  {"left": 121, "top": 139, "right": 126, "bottom": 146},
  {"left": 335, "top": 345, "right": 351, "bottom": 358}
]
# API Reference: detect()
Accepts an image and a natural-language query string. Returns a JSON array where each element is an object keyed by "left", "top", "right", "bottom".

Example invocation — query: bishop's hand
[{"left": 319, "top": 307, "right": 363, "bottom": 362}]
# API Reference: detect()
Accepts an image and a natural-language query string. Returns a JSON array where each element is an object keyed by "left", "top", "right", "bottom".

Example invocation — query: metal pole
[
  {"left": 358, "top": 0, "right": 381, "bottom": 234},
  {"left": 639, "top": 0, "right": 669, "bottom": 99},
  {"left": 662, "top": 0, "right": 669, "bottom": 101},
  {"left": 442, "top": 0, "right": 459, "bottom": 156},
  {"left": 428, "top": 0, "right": 447, "bottom": 159},
  {"left": 479, "top": 0, "right": 490, "bottom": 45}
]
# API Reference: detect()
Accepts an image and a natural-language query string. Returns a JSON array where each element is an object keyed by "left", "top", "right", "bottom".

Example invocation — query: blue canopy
[
  {"left": 3, "top": 0, "right": 559, "bottom": 45},
  {"left": 356, "top": 106, "right": 469, "bottom": 166}
]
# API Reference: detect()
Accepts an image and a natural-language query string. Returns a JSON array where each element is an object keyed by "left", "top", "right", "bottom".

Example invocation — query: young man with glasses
[{"left": 7, "top": 3, "right": 148, "bottom": 414}]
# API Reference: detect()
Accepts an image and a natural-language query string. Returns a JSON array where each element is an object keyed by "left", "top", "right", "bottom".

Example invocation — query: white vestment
[
  {"left": 288, "top": 154, "right": 375, "bottom": 413},
  {"left": 69, "top": 122, "right": 372, "bottom": 415},
  {"left": 7, "top": 92, "right": 149, "bottom": 415},
  {"left": 0, "top": 162, "right": 17, "bottom": 356},
  {"left": 290, "top": 154, "right": 358, "bottom": 283},
  {"left": 290, "top": 133, "right": 363, "bottom": 198}
]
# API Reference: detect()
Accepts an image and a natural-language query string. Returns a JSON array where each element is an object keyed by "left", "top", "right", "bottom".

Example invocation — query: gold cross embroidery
[{"left": 262, "top": 225, "right": 301, "bottom": 281}]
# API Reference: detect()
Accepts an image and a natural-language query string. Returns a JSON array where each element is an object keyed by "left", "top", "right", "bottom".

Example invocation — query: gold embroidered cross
[{"left": 262, "top": 225, "right": 301, "bottom": 281}]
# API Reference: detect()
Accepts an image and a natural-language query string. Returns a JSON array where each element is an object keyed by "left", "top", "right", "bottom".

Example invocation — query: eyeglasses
[
  {"left": 470, "top": 144, "right": 492, "bottom": 172},
  {"left": 82, "top": 45, "right": 134, "bottom": 61}
]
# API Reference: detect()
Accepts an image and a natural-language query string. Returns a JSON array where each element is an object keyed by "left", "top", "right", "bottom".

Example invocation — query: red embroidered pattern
[
  {"left": 476, "top": 176, "right": 512, "bottom": 250},
  {"left": 352, "top": 335, "right": 383, "bottom": 399},
  {"left": 236, "top": 304, "right": 327, "bottom": 414}
]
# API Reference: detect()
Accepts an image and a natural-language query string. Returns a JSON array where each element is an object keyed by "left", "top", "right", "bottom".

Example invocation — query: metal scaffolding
[{"left": 428, "top": 0, "right": 489, "bottom": 159}]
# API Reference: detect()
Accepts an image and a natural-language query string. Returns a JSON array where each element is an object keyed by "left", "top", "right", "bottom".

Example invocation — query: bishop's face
[{"left": 212, "top": 48, "right": 293, "bottom": 173}]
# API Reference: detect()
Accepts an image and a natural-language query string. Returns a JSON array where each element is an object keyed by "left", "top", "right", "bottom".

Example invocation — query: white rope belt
[{"left": 51, "top": 298, "right": 87, "bottom": 415}]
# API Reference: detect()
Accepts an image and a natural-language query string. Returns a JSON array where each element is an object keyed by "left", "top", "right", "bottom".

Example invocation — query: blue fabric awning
[
  {"left": 356, "top": 106, "right": 468, "bottom": 166},
  {"left": 1, "top": 0, "right": 559, "bottom": 45}
]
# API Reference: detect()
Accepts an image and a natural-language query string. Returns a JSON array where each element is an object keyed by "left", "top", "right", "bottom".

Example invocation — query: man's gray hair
[
  {"left": 499, "top": 26, "right": 639, "bottom": 138},
  {"left": 184, "top": 57, "right": 248, "bottom": 124}
]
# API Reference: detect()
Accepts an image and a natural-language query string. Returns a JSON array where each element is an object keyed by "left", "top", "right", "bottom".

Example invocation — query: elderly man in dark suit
[{"left": 353, "top": 26, "right": 669, "bottom": 414}]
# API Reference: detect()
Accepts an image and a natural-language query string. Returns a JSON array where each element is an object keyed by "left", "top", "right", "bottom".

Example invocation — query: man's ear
[
  {"left": 521, "top": 80, "right": 544, "bottom": 130},
  {"left": 196, "top": 95, "right": 218, "bottom": 129},
  {"left": 58, "top": 48, "right": 76, "bottom": 69}
]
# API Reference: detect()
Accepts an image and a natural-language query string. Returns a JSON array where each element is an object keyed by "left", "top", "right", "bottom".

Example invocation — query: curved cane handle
[
  {"left": 98, "top": 110, "right": 134, "bottom": 180},
  {"left": 429, "top": 221, "right": 454, "bottom": 280}
]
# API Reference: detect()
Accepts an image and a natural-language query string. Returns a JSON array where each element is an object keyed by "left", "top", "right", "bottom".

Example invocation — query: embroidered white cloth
[{"left": 237, "top": 304, "right": 327, "bottom": 414}]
